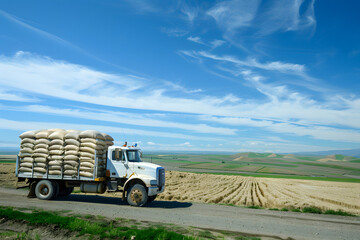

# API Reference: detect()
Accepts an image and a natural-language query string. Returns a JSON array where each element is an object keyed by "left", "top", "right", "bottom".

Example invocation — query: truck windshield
[{"left": 126, "top": 150, "right": 142, "bottom": 162}]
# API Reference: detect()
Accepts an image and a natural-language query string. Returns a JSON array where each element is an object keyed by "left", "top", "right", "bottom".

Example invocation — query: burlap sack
[
  {"left": 21, "top": 143, "right": 35, "bottom": 149},
  {"left": 35, "top": 139, "right": 50, "bottom": 145},
  {"left": 80, "top": 171, "right": 93, "bottom": 177},
  {"left": 48, "top": 130, "right": 66, "bottom": 140},
  {"left": 79, "top": 130, "right": 105, "bottom": 140},
  {"left": 34, "top": 148, "right": 48, "bottom": 154},
  {"left": 64, "top": 155, "right": 79, "bottom": 161},
  {"left": 35, "top": 130, "right": 50, "bottom": 139},
  {"left": 20, "top": 148, "right": 34, "bottom": 154},
  {"left": 34, "top": 144, "right": 48, "bottom": 149},
  {"left": 65, "top": 145, "right": 79, "bottom": 151},
  {"left": 21, "top": 138, "right": 36, "bottom": 144},
  {"left": 34, "top": 167, "right": 46, "bottom": 173},
  {"left": 19, "top": 167, "right": 32, "bottom": 172},
  {"left": 34, "top": 157, "right": 46, "bottom": 163},
  {"left": 19, "top": 130, "right": 40, "bottom": 139},
  {"left": 65, "top": 150, "right": 79, "bottom": 156},
  {"left": 65, "top": 139, "right": 80, "bottom": 146},
  {"left": 49, "top": 145, "right": 64, "bottom": 150},
  {"left": 49, "top": 139, "right": 64, "bottom": 146},
  {"left": 64, "top": 130, "right": 81, "bottom": 140}
]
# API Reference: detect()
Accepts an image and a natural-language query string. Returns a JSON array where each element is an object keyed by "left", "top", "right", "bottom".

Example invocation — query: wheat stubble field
[
  {"left": 158, "top": 171, "right": 360, "bottom": 214},
  {"left": 1, "top": 152, "right": 360, "bottom": 215}
]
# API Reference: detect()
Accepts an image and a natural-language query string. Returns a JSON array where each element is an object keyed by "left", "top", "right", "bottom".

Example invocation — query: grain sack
[
  {"left": 32, "top": 153, "right": 48, "bottom": 158},
  {"left": 21, "top": 143, "right": 35, "bottom": 149},
  {"left": 19, "top": 167, "right": 32, "bottom": 172},
  {"left": 33, "top": 167, "right": 46, "bottom": 173},
  {"left": 21, "top": 138, "right": 36, "bottom": 144},
  {"left": 64, "top": 165, "right": 77, "bottom": 170},
  {"left": 20, "top": 162, "right": 33, "bottom": 168},
  {"left": 80, "top": 130, "right": 105, "bottom": 140},
  {"left": 34, "top": 144, "right": 48, "bottom": 149},
  {"left": 63, "top": 160, "right": 79, "bottom": 167},
  {"left": 80, "top": 142, "right": 96, "bottom": 148},
  {"left": 65, "top": 139, "right": 80, "bottom": 146},
  {"left": 19, "top": 130, "right": 40, "bottom": 139},
  {"left": 19, "top": 152, "right": 32, "bottom": 158},
  {"left": 49, "top": 160, "right": 62, "bottom": 165},
  {"left": 49, "top": 170, "right": 61, "bottom": 175},
  {"left": 34, "top": 148, "right": 48, "bottom": 154},
  {"left": 79, "top": 157, "right": 95, "bottom": 164},
  {"left": 34, "top": 162, "right": 46, "bottom": 168},
  {"left": 80, "top": 171, "right": 93, "bottom": 177},
  {"left": 49, "top": 155, "right": 63, "bottom": 161},
  {"left": 80, "top": 138, "right": 106, "bottom": 146},
  {"left": 103, "top": 133, "right": 114, "bottom": 141},
  {"left": 21, "top": 157, "right": 34, "bottom": 163},
  {"left": 64, "top": 130, "right": 81, "bottom": 140},
  {"left": 48, "top": 145, "right": 64, "bottom": 150},
  {"left": 49, "top": 165, "right": 62, "bottom": 170},
  {"left": 49, "top": 139, "right": 64, "bottom": 146},
  {"left": 49, "top": 150, "right": 64, "bottom": 155},
  {"left": 64, "top": 170, "right": 77, "bottom": 175},
  {"left": 35, "top": 130, "right": 50, "bottom": 139},
  {"left": 80, "top": 152, "right": 94, "bottom": 159},
  {"left": 64, "top": 150, "right": 79, "bottom": 156},
  {"left": 20, "top": 148, "right": 33, "bottom": 154},
  {"left": 65, "top": 145, "right": 79, "bottom": 151},
  {"left": 35, "top": 139, "right": 50, "bottom": 145},
  {"left": 64, "top": 155, "right": 78, "bottom": 160},
  {"left": 80, "top": 162, "right": 94, "bottom": 168},
  {"left": 34, "top": 157, "right": 46, "bottom": 163},
  {"left": 48, "top": 130, "right": 66, "bottom": 140},
  {"left": 80, "top": 166, "right": 94, "bottom": 173},
  {"left": 106, "top": 141, "right": 114, "bottom": 146},
  {"left": 80, "top": 147, "right": 95, "bottom": 154}
]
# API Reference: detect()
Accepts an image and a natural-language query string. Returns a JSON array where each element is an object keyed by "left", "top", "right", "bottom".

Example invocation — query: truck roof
[{"left": 108, "top": 145, "right": 141, "bottom": 151}]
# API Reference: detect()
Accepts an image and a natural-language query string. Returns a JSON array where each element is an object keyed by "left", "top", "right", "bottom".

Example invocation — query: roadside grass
[
  {"left": 0, "top": 206, "right": 265, "bottom": 239},
  {"left": 0, "top": 207, "right": 194, "bottom": 240},
  {"left": 272, "top": 206, "right": 356, "bottom": 216}
]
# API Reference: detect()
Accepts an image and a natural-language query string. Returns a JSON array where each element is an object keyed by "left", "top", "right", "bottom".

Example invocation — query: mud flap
[{"left": 27, "top": 181, "right": 36, "bottom": 198}]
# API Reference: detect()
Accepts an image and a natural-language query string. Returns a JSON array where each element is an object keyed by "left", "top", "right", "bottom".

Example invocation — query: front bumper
[{"left": 148, "top": 185, "right": 165, "bottom": 196}]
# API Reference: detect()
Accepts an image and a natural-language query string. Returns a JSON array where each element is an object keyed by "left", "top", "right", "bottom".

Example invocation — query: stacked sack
[
  {"left": 79, "top": 130, "right": 107, "bottom": 178},
  {"left": 48, "top": 129, "right": 67, "bottom": 175},
  {"left": 32, "top": 130, "right": 51, "bottom": 175},
  {"left": 18, "top": 130, "right": 39, "bottom": 174},
  {"left": 63, "top": 130, "right": 81, "bottom": 177}
]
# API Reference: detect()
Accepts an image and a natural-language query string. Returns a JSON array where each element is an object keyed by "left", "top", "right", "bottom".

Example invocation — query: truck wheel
[
  {"left": 35, "top": 180, "right": 55, "bottom": 200},
  {"left": 127, "top": 184, "right": 148, "bottom": 207},
  {"left": 62, "top": 187, "right": 74, "bottom": 197},
  {"left": 147, "top": 195, "right": 157, "bottom": 203}
]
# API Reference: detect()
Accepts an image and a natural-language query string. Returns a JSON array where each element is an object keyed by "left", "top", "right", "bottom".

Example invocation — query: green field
[{"left": 142, "top": 152, "right": 360, "bottom": 182}]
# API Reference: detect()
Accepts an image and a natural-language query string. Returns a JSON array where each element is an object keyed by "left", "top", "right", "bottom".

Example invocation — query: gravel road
[{"left": 0, "top": 187, "right": 359, "bottom": 240}]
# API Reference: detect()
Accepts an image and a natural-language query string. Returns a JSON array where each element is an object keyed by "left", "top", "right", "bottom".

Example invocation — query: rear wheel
[
  {"left": 127, "top": 184, "right": 148, "bottom": 207},
  {"left": 35, "top": 180, "right": 55, "bottom": 200}
]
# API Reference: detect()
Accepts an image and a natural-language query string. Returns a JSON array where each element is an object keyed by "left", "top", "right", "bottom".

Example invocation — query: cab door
[{"left": 107, "top": 149, "right": 128, "bottom": 178}]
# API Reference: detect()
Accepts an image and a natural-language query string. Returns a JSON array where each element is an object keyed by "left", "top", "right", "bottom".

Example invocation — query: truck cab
[{"left": 106, "top": 146, "right": 165, "bottom": 206}]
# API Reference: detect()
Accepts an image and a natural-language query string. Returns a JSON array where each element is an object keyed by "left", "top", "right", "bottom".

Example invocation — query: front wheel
[
  {"left": 127, "top": 184, "right": 148, "bottom": 207},
  {"left": 35, "top": 180, "right": 55, "bottom": 200}
]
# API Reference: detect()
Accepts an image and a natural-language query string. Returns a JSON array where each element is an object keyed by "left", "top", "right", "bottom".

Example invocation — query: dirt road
[{"left": 0, "top": 187, "right": 359, "bottom": 240}]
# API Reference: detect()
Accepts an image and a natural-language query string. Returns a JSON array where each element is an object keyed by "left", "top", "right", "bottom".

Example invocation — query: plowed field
[{"left": 158, "top": 171, "right": 360, "bottom": 214}]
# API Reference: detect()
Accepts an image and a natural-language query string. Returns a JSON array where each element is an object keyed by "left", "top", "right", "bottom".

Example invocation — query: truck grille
[{"left": 157, "top": 168, "right": 165, "bottom": 187}]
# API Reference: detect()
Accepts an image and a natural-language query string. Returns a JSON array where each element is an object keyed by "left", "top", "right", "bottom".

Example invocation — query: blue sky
[{"left": 0, "top": 0, "right": 359, "bottom": 153}]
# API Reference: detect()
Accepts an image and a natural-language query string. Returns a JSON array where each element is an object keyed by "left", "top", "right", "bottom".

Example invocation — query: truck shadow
[{"left": 55, "top": 194, "right": 192, "bottom": 209}]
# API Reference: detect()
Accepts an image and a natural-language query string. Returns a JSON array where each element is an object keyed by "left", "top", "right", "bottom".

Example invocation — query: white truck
[{"left": 16, "top": 145, "right": 165, "bottom": 207}]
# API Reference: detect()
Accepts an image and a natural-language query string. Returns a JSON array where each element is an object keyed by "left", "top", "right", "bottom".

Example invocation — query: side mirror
[{"left": 115, "top": 148, "right": 120, "bottom": 160}]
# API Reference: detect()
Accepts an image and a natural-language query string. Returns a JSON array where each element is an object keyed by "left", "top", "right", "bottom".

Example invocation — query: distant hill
[{"left": 292, "top": 149, "right": 360, "bottom": 158}]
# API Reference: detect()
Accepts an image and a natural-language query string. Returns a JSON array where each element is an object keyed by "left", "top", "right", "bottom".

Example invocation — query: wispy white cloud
[
  {"left": 210, "top": 39, "right": 226, "bottom": 49},
  {"left": 0, "top": 90, "right": 38, "bottom": 102},
  {"left": 0, "top": 118, "right": 222, "bottom": 142},
  {"left": 1, "top": 52, "right": 360, "bottom": 144},
  {"left": 0, "top": 104, "right": 236, "bottom": 135},
  {"left": 187, "top": 36, "right": 204, "bottom": 45}
]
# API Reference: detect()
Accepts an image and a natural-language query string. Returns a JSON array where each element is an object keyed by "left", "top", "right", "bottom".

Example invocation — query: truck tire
[
  {"left": 35, "top": 180, "right": 55, "bottom": 200},
  {"left": 61, "top": 187, "right": 74, "bottom": 197},
  {"left": 127, "top": 184, "right": 148, "bottom": 207},
  {"left": 147, "top": 195, "right": 157, "bottom": 203}
]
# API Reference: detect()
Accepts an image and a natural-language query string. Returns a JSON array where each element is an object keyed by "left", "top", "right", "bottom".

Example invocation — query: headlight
[{"left": 150, "top": 180, "right": 157, "bottom": 186}]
